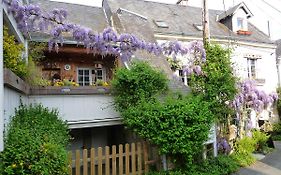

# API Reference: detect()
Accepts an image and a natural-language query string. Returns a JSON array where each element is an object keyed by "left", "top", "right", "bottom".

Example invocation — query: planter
[
  {"left": 237, "top": 30, "right": 252, "bottom": 35},
  {"left": 30, "top": 85, "right": 111, "bottom": 95}
]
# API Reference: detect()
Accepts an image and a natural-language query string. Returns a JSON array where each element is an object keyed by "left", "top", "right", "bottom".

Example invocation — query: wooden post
[
  {"left": 76, "top": 150, "right": 81, "bottom": 175},
  {"left": 0, "top": 2, "right": 4, "bottom": 152},
  {"left": 119, "top": 144, "right": 123, "bottom": 175},
  {"left": 83, "top": 149, "right": 88, "bottom": 175},
  {"left": 202, "top": 0, "right": 210, "bottom": 45},
  {"left": 112, "top": 145, "right": 117, "bottom": 175},
  {"left": 137, "top": 143, "right": 142, "bottom": 175},
  {"left": 90, "top": 148, "right": 95, "bottom": 175},
  {"left": 131, "top": 143, "right": 136, "bottom": 175},
  {"left": 105, "top": 146, "right": 110, "bottom": 175},
  {"left": 125, "top": 144, "right": 130, "bottom": 175},
  {"left": 143, "top": 142, "right": 149, "bottom": 173},
  {"left": 98, "top": 147, "right": 102, "bottom": 175}
]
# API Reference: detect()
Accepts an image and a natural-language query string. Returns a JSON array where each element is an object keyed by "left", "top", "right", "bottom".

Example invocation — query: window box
[{"left": 237, "top": 30, "right": 252, "bottom": 35}]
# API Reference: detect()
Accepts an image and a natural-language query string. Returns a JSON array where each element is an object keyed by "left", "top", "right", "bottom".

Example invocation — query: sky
[{"left": 51, "top": 0, "right": 281, "bottom": 40}]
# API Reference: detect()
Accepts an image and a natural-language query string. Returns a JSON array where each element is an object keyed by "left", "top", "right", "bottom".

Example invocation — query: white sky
[{"left": 51, "top": 0, "right": 281, "bottom": 40}]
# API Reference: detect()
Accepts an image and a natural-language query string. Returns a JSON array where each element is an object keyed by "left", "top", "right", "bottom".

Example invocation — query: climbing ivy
[
  {"left": 112, "top": 61, "right": 214, "bottom": 168},
  {"left": 188, "top": 44, "right": 237, "bottom": 124}
]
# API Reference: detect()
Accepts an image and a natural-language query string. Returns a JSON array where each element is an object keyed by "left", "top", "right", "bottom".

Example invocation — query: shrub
[
  {"left": 252, "top": 130, "right": 270, "bottom": 153},
  {"left": 0, "top": 105, "right": 70, "bottom": 175},
  {"left": 147, "top": 155, "right": 239, "bottom": 175},
  {"left": 113, "top": 61, "right": 214, "bottom": 168},
  {"left": 232, "top": 137, "right": 256, "bottom": 166},
  {"left": 272, "top": 122, "right": 281, "bottom": 141},
  {"left": 112, "top": 61, "right": 168, "bottom": 111},
  {"left": 3, "top": 26, "right": 27, "bottom": 78},
  {"left": 122, "top": 94, "right": 214, "bottom": 167}
]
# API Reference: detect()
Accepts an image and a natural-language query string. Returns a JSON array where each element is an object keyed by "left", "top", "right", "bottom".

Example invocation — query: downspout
[{"left": 0, "top": 3, "right": 4, "bottom": 151}]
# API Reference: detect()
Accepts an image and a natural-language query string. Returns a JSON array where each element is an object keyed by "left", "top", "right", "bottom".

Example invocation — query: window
[
  {"left": 178, "top": 70, "right": 185, "bottom": 83},
  {"left": 96, "top": 68, "right": 103, "bottom": 80},
  {"left": 247, "top": 58, "right": 257, "bottom": 79},
  {"left": 78, "top": 68, "right": 90, "bottom": 86},
  {"left": 193, "top": 23, "right": 203, "bottom": 31},
  {"left": 78, "top": 68, "right": 105, "bottom": 86},
  {"left": 154, "top": 20, "right": 169, "bottom": 28},
  {"left": 237, "top": 18, "right": 244, "bottom": 30}
]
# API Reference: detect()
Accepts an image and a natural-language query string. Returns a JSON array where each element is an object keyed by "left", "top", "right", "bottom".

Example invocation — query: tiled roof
[
  {"left": 29, "top": 0, "right": 109, "bottom": 41},
  {"left": 106, "top": 0, "right": 273, "bottom": 44}
]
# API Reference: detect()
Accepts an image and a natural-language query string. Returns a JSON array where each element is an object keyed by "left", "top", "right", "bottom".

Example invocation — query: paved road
[{"left": 234, "top": 141, "right": 281, "bottom": 175}]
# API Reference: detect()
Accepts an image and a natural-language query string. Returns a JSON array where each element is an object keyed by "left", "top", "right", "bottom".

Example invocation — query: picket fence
[{"left": 68, "top": 142, "right": 157, "bottom": 175}]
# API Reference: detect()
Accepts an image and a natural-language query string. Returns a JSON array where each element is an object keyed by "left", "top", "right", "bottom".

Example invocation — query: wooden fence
[{"left": 68, "top": 142, "right": 157, "bottom": 175}]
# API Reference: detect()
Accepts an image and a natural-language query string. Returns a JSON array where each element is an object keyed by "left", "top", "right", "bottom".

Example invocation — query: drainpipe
[{"left": 0, "top": 3, "right": 4, "bottom": 151}]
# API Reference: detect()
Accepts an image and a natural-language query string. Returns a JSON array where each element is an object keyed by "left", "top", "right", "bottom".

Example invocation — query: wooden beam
[{"left": 3, "top": 4, "right": 25, "bottom": 44}]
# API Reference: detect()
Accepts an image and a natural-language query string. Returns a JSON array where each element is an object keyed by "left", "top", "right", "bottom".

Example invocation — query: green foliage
[
  {"left": 113, "top": 61, "right": 214, "bottom": 167},
  {"left": 3, "top": 26, "right": 27, "bottom": 78},
  {"left": 25, "top": 58, "right": 50, "bottom": 86},
  {"left": 28, "top": 41, "right": 46, "bottom": 62},
  {"left": 252, "top": 130, "right": 270, "bottom": 153},
  {"left": 232, "top": 137, "right": 256, "bottom": 166},
  {"left": 24, "top": 41, "right": 49, "bottom": 86},
  {"left": 123, "top": 95, "right": 214, "bottom": 166},
  {"left": 188, "top": 44, "right": 237, "bottom": 123},
  {"left": 166, "top": 57, "right": 182, "bottom": 70},
  {"left": 273, "top": 121, "right": 281, "bottom": 140},
  {"left": 112, "top": 61, "right": 168, "bottom": 111},
  {"left": 147, "top": 155, "right": 240, "bottom": 175},
  {"left": 0, "top": 105, "right": 70, "bottom": 175}
]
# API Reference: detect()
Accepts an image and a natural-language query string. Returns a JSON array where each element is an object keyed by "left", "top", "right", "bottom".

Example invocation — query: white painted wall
[
  {"left": 231, "top": 44, "right": 278, "bottom": 93},
  {"left": 28, "top": 94, "right": 120, "bottom": 123},
  {"left": 3, "top": 87, "right": 28, "bottom": 128}
]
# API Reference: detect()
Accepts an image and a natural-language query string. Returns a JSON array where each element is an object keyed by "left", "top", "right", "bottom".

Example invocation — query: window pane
[
  {"left": 97, "top": 69, "right": 103, "bottom": 76},
  {"left": 84, "top": 70, "right": 89, "bottom": 75},
  {"left": 78, "top": 70, "right": 83, "bottom": 75},
  {"left": 237, "top": 18, "right": 243, "bottom": 29}
]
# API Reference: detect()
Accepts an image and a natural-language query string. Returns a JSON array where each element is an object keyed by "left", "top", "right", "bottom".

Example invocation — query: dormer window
[{"left": 217, "top": 2, "right": 253, "bottom": 34}]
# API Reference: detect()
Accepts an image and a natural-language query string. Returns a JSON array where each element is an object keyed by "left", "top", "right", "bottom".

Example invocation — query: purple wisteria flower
[
  {"left": 231, "top": 79, "right": 278, "bottom": 113},
  {"left": 3, "top": 0, "right": 207, "bottom": 71},
  {"left": 217, "top": 137, "right": 231, "bottom": 154}
]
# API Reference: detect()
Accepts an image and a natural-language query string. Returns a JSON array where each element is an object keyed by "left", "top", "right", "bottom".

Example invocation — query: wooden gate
[{"left": 69, "top": 142, "right": 157, "bottom": 175}]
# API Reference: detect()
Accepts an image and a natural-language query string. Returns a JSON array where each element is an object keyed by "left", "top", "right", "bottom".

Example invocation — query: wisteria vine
[
  {"left": 232, "top": 80, "right": 278, "bottom": 113},
  {"left": 3, "top": 0, "right": 206, "bottom": 73},
  {"left": 231, "top": 79, "right": 278, "bottom": 136}
]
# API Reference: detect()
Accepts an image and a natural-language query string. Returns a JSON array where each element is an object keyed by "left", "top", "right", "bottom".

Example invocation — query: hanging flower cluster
[
  {"left": 3, "top": 0, "right": 206, "bottom": 66},
  {"left": 232, "top": 79, "right": 278, "bottom": 113}
]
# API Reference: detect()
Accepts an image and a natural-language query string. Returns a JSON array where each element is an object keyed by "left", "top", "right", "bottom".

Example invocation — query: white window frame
[
  {"left": 77, "top": 67, "right": 106, "bottom": 86},
  {"left": 247, "top": 58, "right": 257, "bottom": 79},
  {"left": 237, "top": 17, "right": 244, "bottom": 30},
  {"left": 77, "top": 68, "right": 91, "bottom": 86}
]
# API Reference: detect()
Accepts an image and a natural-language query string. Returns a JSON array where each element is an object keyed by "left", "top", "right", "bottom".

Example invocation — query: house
[
  {"left": 2, "top": 0, "right": 188, "bottom": 152},
  {"left": 1, "top": 0, "right": 279, "bottom": 154},
  {"left": 104, "top": 0, "right": 279, "bottom": 128}
]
